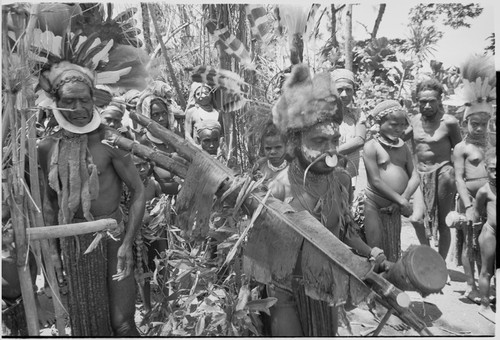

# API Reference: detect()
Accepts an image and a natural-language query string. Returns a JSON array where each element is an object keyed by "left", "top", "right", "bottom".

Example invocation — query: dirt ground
[{"left": 337, "top": 216, "right": 497, "bottom": 337}]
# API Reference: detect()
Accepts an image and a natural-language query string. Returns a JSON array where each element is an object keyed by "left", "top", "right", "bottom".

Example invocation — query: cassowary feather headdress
[{"left": 32, "top": 28, "right": 149, "bottom": 133}]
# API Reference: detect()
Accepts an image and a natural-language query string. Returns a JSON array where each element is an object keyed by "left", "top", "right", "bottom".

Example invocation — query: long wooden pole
[{"left": 2, "top": 7, "right": 39, "bottom": 335}]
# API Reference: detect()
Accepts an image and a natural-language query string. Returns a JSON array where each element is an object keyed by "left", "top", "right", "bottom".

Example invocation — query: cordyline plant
[{"left": 138, "top": 193, "right": 276, "bottom": 336}]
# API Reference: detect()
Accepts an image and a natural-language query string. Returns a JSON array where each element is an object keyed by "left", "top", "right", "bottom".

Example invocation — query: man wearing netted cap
[
  {"left": 37, "top": 62, "right": 145, "bottom": 335},
  {"left": 267, "top": 64, "right": 389, "bottom": 336},
  {"left": 331, "top": 69, "right": 367, "bottom": 191}
]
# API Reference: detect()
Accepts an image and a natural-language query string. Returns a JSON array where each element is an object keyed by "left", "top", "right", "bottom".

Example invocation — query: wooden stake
[{"left": 26, "top": 219, "right": 119, "bottom": 240}]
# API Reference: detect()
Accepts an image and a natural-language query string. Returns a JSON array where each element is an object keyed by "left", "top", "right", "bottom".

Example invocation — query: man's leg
[
  {"left": 436, "top": 166, "right": 455, "bottom": 259},
  {"left": 107, "top": 238, "right": 140, "bottom": 336},
  {"left": 409, "top": 187, "right": 429, "bottom": 245}
]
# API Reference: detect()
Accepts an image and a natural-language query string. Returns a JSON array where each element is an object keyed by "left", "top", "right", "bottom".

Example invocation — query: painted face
[
  {"left": 298, "top": 121, "right": 340, "bottom": 174},
  {"left": 379, "top": 110, "right": 408, "bottom": 141},
  {"left": 198, "top": 129, "right": 220, "bottom": 155},
  {"left": 133, "top": 156, "right": 150, "bottom": 180},
  {"left": 150, "top": 103, "right": 168, "bottom": 128},
  {"left": 101, "top": 110, "right": 123, "bottom": 129},
  {"left": 334, "top": 81, "right": 354, "bottom": 107},
  {"left": 56, "top": 82, "right": 94, "bottom": 127},
  {"left": 417, "top": 90, "right": 441, "bottom": 117},
  {"left": 194, "top": 86, "right": 211, "bottom": 106},
  {"left": 263, "top": 135, "right": 286, "bottom": 167},
  {"left": 466, "top": 112, "right": 490, "bottom": 138},
  {"left": 486, "top": 157, "right": 496, "bottom": 182}
]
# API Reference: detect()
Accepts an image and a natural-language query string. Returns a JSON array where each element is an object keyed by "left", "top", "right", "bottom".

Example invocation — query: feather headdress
[
  {"left": 445, "top": 55, "right": 496, "bottom": 120},
  {"left": 32, "top": 28, "right": 149, "bottom": 107}
]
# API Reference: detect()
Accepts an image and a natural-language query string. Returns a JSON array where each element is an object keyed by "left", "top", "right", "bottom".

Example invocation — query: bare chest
[{"left": 413, "top": 120, "right": 449, "bottom": 145}]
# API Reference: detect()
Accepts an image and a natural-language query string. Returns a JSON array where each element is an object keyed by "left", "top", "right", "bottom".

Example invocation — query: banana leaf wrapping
[{"left": 176, "top": 156, "right": 229, "bottom": 240}]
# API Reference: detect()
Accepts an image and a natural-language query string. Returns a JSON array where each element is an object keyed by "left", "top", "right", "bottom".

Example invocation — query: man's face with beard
[
  {"left": 417, "top": 90, "right": 441, "bottom": 118},
  {"left": 296, "top": 121, "right": 340, "bottom": 174}
]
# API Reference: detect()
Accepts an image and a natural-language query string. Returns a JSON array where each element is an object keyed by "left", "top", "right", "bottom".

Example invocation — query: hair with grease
[{"left": 416, "top": 78, "right": 445, "bottom": 98}]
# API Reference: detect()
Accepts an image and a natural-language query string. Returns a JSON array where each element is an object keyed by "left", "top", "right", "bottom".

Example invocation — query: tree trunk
[
  {"left": 371, "top": 4, "right": 386, "bottom": 40},
  {"left": 330, "top": 4, "right": 339, "bottom": 49},
  {"left": 212, "top": 4, "right": 238, "bottom": 169},
  {"left": 140, "top": 3, "right": 153, "bottom": 54},
  {"left": 148, "top": 3, "right": 187, "bottom": 110},
  {"left": 344, "top": 4, "right": 353, "bottom": 71}
]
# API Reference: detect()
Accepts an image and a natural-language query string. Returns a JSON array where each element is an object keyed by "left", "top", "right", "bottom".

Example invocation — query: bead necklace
[{"left": 267, "top": 159, "right": 288, "bottom": 172}]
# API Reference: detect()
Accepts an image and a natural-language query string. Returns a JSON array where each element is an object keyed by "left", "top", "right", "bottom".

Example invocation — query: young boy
[
  {"left": 453, "top": 110, "right": 493, "bottom": 304},
  {"left": 131, "top": 155, "right": 164, "bottom": 315},
  {"left": 253, "top": 121, "right": 288, "bottom": 184},
  {"left": 362, "top": 100, "right": 419, "bottom": 262},
  {"left": 474, "top": 148, "right": 496, "bottom": 323},
  {"left": 196, "top": 120, "right": 223, "bottom": 157}
]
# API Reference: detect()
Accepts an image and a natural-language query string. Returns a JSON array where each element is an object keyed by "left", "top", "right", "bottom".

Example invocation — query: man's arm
[
  {"left": 38, "top": 139, "right": 59, "bottom": 226},
  {"left": 446, "top": 115, "right": 463, "bottom": 149},
  {"left": 453, "top": 143, "right": 473, "bottom": 220},
  {"left": 401, "top": 124, "right": 413, "bottom": 141},
  {"left": 401, "top": 145, "right": 419, "bottom": 201},
  {"left": 111, "top": 149, "right": 146, "bottom": 279},
  {"left": 184, "top": 107, "right": 196, "bottom": 145},
  {"left": 338, "top": 119, "right": 366, "bottom": 156}
]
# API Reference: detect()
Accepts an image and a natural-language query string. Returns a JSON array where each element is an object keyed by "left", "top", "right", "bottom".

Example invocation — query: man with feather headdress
[
  {"left": 266, "top": 64, "right": 389, "bottom": 336},
  {"left": 35, "top": 30, "right": 147, "bottom": 336}
]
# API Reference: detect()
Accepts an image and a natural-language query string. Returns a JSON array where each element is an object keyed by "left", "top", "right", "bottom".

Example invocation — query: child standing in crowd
[
  {"left": 362, "top": 100, "right": 419, "bottom": 261},
  {"left": 474, "top": 148, "right": 496, "bottom": 323},
  {"left": 451, "top": 54, "right": 495, "bottom": 304},
  {"left": 131, "top": 155, "right": 164, "bottom": 316},
  {"left": 100, "top": 100, "right": 134, "bottom": 139},
  {"left": 196, "top": 120, "right": 224, "bottom": 160},
  {"left": 453, "top": 109, "right": 494, "bottom": 304},
  {"left": 252, "top": 121, "right": 288, "bottom": 184}
]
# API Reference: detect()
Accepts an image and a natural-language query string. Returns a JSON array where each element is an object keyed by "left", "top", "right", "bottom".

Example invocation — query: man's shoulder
[
  {"left": 410, "top": 113, "right": 422, "bottom": 123},
  {"left": 442, "top": 113, "right": 459, "bottom": 126}
]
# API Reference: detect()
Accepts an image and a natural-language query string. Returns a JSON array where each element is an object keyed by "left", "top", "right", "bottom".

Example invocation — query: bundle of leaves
[{"left": 141, "top": 192, "right": 276, "bottom": 336}]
